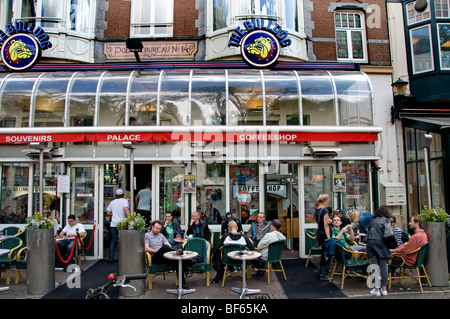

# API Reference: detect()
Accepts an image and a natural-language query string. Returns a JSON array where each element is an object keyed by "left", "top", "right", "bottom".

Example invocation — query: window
[
  {"left": 13, "top": 0, "right": 94, "bottom": 36},
  {"left": 335, "top": 12, "right": 367, "bottom": 62},
  {"left": 438, "top": 24, "right": 450, "bottom": 69},
  {"left": 410, "top": 25, "right": 434, "bottom": 74},
  {"left": 407, "top": 0, "right": 431, "bottom": 25},
  {"left": 435, "top": 0, "right": 449, "bottom": 18},
  {"left": 213, "top": 0, "right": 230, "bottom": 31},
  {"left": 131, "top": 0, "right": 173, "bottom": 37}
]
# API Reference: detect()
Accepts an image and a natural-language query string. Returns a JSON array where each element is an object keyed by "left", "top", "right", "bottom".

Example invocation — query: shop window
[
  {"left": 196, "top": 163, "right": 226, "bottom": 224},
  {"left": 334, "top": 11, "right": 367, "bottom": 62},
  {"left": 410, "top": 25, "right": 434, "bottom": 74},
  {"left": 342, "top": 161, "right": 370, "bottom": 215},
  {"left": 130, "top": 0, "right": 173, "bottom": 38},
  {"left": 159, "top": 166, "right": 184, "bottom": 224},
  {"left": 229, "top": 164, "right": 259, "bottom": 224},
  {"left": 436, "top": 0, "right": 450, "bottom": 18},
  {"left": 407, "top": 0, "right": 431, "bottom": 25},
  {"left": 438, "top": 24, "right": 450, "bottom": 69},
  {"left": 13, "top": 0, "right": 93, "bottom": 36},
  {"left": 1, "top": 164, "right": 29, "bottom": 224}
]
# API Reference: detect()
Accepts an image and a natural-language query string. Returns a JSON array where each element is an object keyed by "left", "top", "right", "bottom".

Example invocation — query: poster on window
[
  {"left": 333, "top": 173, "right": 346, "bottom": 192},
  {"left": 183, "top": 175, "right": 196, "bottom": 193}
]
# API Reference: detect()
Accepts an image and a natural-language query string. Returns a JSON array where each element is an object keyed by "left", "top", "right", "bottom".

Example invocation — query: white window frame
[
  {"left": 334, "top": 11, "right": 368, "bottom": 63},
  {"left": 435, "top": 0, "right": 450, "bottom": 18},
  {"left": 406, "top": 0, "right": 431, "bottom": 25},
  {"left": 437, "top": 23, "right": 450, "bottom": 70},
  {"left": 130, "top": 0, "right": 174, "bottom": 38},
  {"left": 410, "top": 24, "right": 435, "bottom": 74}
]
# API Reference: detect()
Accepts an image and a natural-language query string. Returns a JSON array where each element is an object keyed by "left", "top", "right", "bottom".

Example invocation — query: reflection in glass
[
  {"left": 411, "top": 25, "right": 434, "bottom": 73},
  {"left": 1, "top": 163, "right": 29, "bottom": 224},
  {"left": 342, "top": 161, "right": 369, "bottom": 214},
  {"left": 229, "top": 164, "right": 259, "bottom": 223},
  {"left": 213, "top": 0, "right": 230, "bottom": 31},
  {"left": 71, "top": 167, "right": 95, "bottom": 224},
  {"left": 196, "top": 162, "right": 226, "bottom": 224},
  {"left": 98, "top": 72, "right": 129, "bottom": 126},
  {"left": 128, "top": 71, "right": 160, "bottom": 126},
  {"left": 303, "top": 165, "right": 333, "bottom": 223},
  {"left": 439, "top": 24, "right": 450, "bottom": 69},
  {"left": 300, "top": 73, "right": 335, "bottom": 125},
  {"left": 159, "top": 166, "right": 184, "bottom": 224},
  {"left": 159, "top": 71, "right": 190, "bottom": 126}
]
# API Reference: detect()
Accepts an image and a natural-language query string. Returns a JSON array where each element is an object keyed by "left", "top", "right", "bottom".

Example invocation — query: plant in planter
[
  {"left": 25, "top": 213, "right": 54, "bottom": 229},
  {"left": 116, "top": 212, "right": 146, "bottom": 232},
  {"left": 419, "top": 206, "right": 448, "bottom": 223}
]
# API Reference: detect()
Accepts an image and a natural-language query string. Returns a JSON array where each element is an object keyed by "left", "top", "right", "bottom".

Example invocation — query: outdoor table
[
  {"left": 163, "top": 250, "right": 198, "bottom": 299},
  {"left": 0, "top": 248, "right": 10, "bottom": 292},
  {"left": 227, "top": 250, "right": 262, "bottom": 299}
]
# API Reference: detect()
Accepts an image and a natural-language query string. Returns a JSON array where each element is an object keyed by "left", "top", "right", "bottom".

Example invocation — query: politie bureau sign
[
  {"left": 0, "top": 22, "right": 52, "bottom": 71},
  {"left": 228, "top": 18, "right": 292, "bottom": 68}
]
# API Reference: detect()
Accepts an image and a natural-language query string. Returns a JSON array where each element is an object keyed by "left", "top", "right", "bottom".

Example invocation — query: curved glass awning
[{"left": 0, "top": 69, "right": 380, "bottom": 143}]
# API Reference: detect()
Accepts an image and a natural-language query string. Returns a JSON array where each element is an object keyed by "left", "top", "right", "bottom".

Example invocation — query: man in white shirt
[
  {"left": 56, "top": 214, "right": 86, "bottom": 265},
  {"left": 255, "top": 219, "right": 286, "bottom": 275},
  {"left": 106, "top": 188, "right": 130, "bottom": 263}
]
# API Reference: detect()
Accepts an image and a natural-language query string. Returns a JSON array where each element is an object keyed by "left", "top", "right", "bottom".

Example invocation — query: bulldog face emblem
[
  {"left": 7, "top": 39, "right": 33, "bottom": 63},
  {"left": 246, "top": 36, "right": 275, "bottom": 61}
]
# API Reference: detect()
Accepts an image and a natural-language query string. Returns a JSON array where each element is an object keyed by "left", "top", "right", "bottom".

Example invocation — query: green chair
[
  {"left": 183, "top": 237, "right": 211, "bottom": 287},
  {"left": 145, "top": 252, "right": 177, "bottom": 290},
  {"left": 388, "top": 242, "right": 431, "bottom": 293},
  {"left": 254, "top": 240, "right": 287, "bottom": 284},
  {"left": 401, "top": 231, "right": 410, "bottom": 244},
  {"left": 15, "top": 246, "right": 27, "bottom": 284},
  {"left": 329, "top": 244, "right": 369, "bottom": 289},
  {"left": 0, "top": 237, "right": 22, "bottom": 285},
  {"left": 2, "top": 227, "right": 20, "bottom": 237},
  {"left": 305, "top": 229, "right": 322, "bottom": 267},
  {"left": 220, "top": 244, "right": 247, "bottom": 287}
]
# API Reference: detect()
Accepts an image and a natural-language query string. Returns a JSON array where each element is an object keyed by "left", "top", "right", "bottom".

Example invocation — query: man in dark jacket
[
  {"left": 212, "top": 220, "right": 254, "bottom": 284},
  {"left": 161, "top": 211, "right": 183, "bottom": 246},
  {"left": 187, "top": 211, "right": 211, "bottom": 241},
  {"left": 220, "top": 212, "right": 243, "bottom": 235}
]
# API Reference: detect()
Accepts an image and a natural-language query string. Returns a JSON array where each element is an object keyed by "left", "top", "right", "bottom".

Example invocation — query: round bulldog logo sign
[
  {"left": 241, "top": 30, "right": 280, "bottom": 68},
  {"left": 1, "top": 33, "right": 40, "bottom": 71}
]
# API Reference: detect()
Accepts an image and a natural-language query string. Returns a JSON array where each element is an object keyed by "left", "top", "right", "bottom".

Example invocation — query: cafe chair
[
  {"left": 2, "top": 227, "right": 20, "bottom": 237},
  {"left": 220, "top": 244, "right": 248, "bottom": 287},
  {"left": 77, "top": 233, "right": 87, "bottom": 267},
  {"left": 0, "top": 237, "right": 22, "bottom": 286},
  {"left": 182, "top": 237, "right": 211, "bottom": 287},
  {"left": 329, "top": 244, "right": 369, "bottom": 289},
  {"left": 15, "top": 247, "right": 27, "bottom": 285},
  {"left": 401, "top": 231, "right": 411, "bottom": 244},
  {"left": 388, "top": 242, "right": 431, "bottom": 293},
  {"left": 305, "top": 229, "right": 322, "bottom": 267},
  {"left": 254, "top": 240, "right": 287, "bottom": 284},
  {"left": 145, "top": 252, "right": 178, "bottom": 290}
]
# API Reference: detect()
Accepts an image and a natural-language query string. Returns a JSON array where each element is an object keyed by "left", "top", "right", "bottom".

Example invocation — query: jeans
[{"left": 109, "top": 227, "right": 118, "bottom": 261}]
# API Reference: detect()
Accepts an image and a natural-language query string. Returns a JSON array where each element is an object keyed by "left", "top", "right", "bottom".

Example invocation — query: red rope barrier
[
  {"left": 77, "top": 223, "right": 96, "bottom": 251},
  {"left": 55, "top": 237, "right": 77, "bottom": 264}
]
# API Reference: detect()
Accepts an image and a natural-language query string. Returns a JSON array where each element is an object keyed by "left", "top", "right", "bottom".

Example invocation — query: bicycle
[{"left": 85, "top": 273, "right": 147, "bottom": 299}]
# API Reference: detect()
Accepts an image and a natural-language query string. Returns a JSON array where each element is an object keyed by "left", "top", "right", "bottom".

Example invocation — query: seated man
[
  {"left": 212, "top": 220, "right": 254, "bottom": 284},
  {"left": 187, "top": 211, "right": 210, "bottom": 241},
  {"left": 246, "top": 212, "right": 271, "bottom": 246},
  {"left": 145, "top": 220, "right": 188, "bottom": 289},
  {"left": 220, "top": 212, "right": 243, "bottom": 235},
  {"left": 331, "top": 215, "right": 366, "bottom": 252},
  {"left": 56, "top": 214, "right": 86, "bottom": 265},
  {"left": 161, "top": 211, "right": 182, "bottom": 247},
  {"left": 254, "top": 219, "right": 286, "bottom": 275},
  {"left": 391, "top": 215, "right": 428, "bottom": 267}
]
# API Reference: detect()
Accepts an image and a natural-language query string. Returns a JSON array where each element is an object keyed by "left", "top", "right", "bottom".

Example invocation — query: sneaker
[
  {"left": 370, "top": 288, "right": 381, "bottom": 296},
  {"left": 380, "top": 289, "right": 388, "bottom": 296}
]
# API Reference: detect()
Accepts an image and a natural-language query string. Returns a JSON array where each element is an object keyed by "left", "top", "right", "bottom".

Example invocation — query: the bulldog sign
[
  {"left": 0, "top": 22, "right": 52, "bottom": 71},
  {"left": 228, "top": 18, "right": 292, "bottom": 68}
]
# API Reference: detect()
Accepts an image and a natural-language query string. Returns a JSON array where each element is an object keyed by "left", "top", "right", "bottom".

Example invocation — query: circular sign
[
  {"left": 1, "top": 33, "right": 41, "bottom": 71},
  {"left": 241, "top": 30, "right": 281, "bottom": 68}
]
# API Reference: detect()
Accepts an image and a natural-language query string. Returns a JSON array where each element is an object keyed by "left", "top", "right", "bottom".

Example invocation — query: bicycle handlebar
[{"left": 123, "top": 274, "right": 147, "bottom": 281}]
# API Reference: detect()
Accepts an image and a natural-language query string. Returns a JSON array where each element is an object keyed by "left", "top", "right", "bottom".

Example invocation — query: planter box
[
  {"left": 27, "top": 228, "right": 55, "bottom": 295},
  {"left": 424, "top": 222, "right": 449, "bottom": 287},
  {"left": 118, "top": 230, "right": 145, "bottom": 297}
]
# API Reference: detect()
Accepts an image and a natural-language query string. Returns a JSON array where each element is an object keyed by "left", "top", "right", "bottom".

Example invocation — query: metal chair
[
  {"left": 15, "top": 247, "right": 27, "bottom": 284},
  {"left": 220, "top": 244, "right": 247, "bottom": 287},
  {"left": 305, "top": 229, "right": 322, "bottom": 267},
  {"left": 329, "top": 244, "right": 369, "bottom": 289},
  {"left": 183, "top": 237, "right": 211, "bottom": 287},
  {"left": 2, "top": 227, "right": 20, "bottom": 237},
  {"left": 145, "top": 252, "right": 178, "bottom": 289},
  {"left": 254, "top": 240, "right": 287, "bottom": 284},
  {"left": 0, "top": 237, "right": 22, "bottom": 285},
  {"left": 388, "top": 242, "right": 431, "bottom": 293}
]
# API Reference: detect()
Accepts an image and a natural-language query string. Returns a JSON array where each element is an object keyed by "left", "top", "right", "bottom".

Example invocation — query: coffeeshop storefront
[{"left": 0, "top": 65, "right": 381, "bottom": 258}]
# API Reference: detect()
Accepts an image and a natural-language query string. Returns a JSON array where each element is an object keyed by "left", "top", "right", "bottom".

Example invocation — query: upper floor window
[
  {"left": 407, "top": 0, "right": 431, "bottom": 25},
  {"left": 334, "top": 11, "right": 367, "bottom": 62},
  {"left": 410, "top": 24, "right": 434, "bottom": 74},
  {"left": 8, "top": 0, "right": 94, "bottom": 36},
  {"left": 435, "top": 0, "right": 449, "bottom": 18},
  {"left": 438, "top": 23, "right": 450, "bottom": 69},
  {"left": 212, "top": 0, "right": 300, "bottom": 33},
  {"left": 131, "top": 0, "right": 173, "bottom": 38}
]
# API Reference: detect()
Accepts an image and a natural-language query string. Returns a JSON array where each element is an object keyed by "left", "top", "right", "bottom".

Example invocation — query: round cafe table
[
  {"left": 227, "top": 250, "right": 261, "bottom": 299},
  {"left": 0, "top": 249, "right": 11, "bottom": 292},
  {"left": 163, "top": 250, "right": 198, "bottom": 299}
]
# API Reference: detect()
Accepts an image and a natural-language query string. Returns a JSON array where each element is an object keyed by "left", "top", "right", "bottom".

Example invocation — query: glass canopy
[{"left": 0, "top": 70, "right": 373, "bottom": 128}]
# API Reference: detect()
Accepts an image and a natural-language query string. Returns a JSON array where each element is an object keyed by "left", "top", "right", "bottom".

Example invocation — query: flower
[
  {"left": 26, "top": 213, "right": 54, "bottom": 229},
  {"left": 117, "top": 212, "right": 146, "bottom": 232},
  {"left": 419, "top": 206, "right": 449, "bottom": 223}
]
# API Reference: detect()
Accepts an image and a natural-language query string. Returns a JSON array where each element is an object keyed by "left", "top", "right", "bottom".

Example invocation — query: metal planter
[{"left": 424, "top": 222, "right": 449, "bottom": 287}]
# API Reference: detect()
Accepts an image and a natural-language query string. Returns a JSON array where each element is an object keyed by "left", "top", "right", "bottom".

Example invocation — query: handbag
[{"left": 383, "top": 218, "right": 398, "bottom": 249}]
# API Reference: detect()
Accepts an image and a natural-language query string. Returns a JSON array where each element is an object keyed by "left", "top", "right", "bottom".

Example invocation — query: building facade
[{"left": 0, "top": 0, "right": 400, "bottom": 259}]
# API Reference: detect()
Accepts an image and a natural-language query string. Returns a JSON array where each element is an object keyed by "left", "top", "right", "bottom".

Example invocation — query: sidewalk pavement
[{"left": 1, "top": 257, "right": 450, "bottom": 299}]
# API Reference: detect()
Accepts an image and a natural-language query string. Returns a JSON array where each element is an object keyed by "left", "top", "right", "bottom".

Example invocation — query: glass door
[
  {"left": 155, "top": 165, "right": 186, "bottom": 224},
  {"left": 68, "top": 165, "right": 99, "bottom": 259},
  {"left": 299, "top": 163, "right": 335, "bottom": 258}
]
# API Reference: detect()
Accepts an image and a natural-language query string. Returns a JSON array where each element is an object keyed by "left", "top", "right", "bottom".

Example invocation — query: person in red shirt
[{"left": 391, "top": 215, "right": 428, "bottom": 267}]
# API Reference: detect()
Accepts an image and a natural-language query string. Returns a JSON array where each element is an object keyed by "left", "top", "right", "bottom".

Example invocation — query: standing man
[
  {"left": 135, "top": 182, "right": 152, "bottom": 227},
  {"left": 106, "top": 188, "right": 130, "bottom": 264}
]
